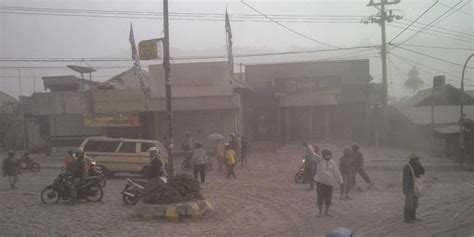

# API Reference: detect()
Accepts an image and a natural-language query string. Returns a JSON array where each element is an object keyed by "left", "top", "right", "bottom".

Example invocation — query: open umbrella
[{"left": 207, "top": 133, "right": 225, "bottom": 140}]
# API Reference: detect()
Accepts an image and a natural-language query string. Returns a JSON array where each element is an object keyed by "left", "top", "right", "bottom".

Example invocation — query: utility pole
[
  {"left": 459, "top": 53, "right": 474, "bottom": 164},
  {"left": 363, "top": 0, "right": 401, "bottom": 144},
  {"left": 18, "top": 69, "right": 26, "bottom": 149},
  {"left": 163, "top": 0, "right": 174, "bottom": 179}
]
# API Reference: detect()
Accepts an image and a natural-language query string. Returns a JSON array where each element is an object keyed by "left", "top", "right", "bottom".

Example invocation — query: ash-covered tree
[{"left": 404, "top": 66, "right": 425, "bottom": 95}]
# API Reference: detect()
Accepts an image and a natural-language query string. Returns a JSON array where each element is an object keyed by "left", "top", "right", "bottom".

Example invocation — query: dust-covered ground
[{"left": 1, "top": 146, "right": 474, "bottom": 237}]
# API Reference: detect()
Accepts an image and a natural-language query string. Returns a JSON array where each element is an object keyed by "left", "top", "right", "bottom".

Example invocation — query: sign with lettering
[
  {"left": 139, "top": 38, "right": 162, "bottom": 60},
  {"left": 274, "top": 76, "right": 341, "bottom": 94},
  {"left": 84, "top": 112, "right": 140, "bottom": 127}
]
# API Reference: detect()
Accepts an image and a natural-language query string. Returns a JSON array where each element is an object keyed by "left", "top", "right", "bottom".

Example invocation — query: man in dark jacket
[
  {"left": 2, "top": 151, "right": 20, "bottom": 189},
  {"left": 403, "top": 153, "right": 425, "bottom": 223},
  {"left": 351, "top": 143, "right": 375, "bottom": 187}
]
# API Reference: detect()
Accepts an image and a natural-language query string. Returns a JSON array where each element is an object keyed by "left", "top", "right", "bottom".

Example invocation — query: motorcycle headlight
[{"left": 91, "top": 161, "right": 96, "bottom": 165}]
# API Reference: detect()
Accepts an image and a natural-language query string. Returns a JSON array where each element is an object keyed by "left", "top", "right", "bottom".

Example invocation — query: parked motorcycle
[
  {"left": 294, "top": 159, "right": 305, "bottom": 184},
  {"left": 121, "top": 176, "right": 167, "bottom": 205},
  {"left": 40, "top": 171, "right": 104, "bottom": 204},
  {"left": 19, "top": 154, "right": 40, "bottom": 172}
]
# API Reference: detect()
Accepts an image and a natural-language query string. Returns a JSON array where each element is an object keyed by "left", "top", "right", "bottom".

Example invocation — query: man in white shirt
[{"left": 306, "top": 144, "right": 343, "bottom": 217}]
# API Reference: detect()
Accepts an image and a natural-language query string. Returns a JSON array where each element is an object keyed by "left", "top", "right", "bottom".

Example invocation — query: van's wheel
[
  {"left": 100, "top": 166, "right": 114, "bottom": 178},
  {"left": 141, "top": 166, "right": 151, "bottom": 179}
]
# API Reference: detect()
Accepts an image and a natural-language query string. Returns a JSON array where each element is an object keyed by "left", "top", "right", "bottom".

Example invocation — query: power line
[
  {"left": 401, "top": 18, "right": 473, "bottom": 38},
  {"left": 240, "top": 0, "right": 339, "bottom": 48},
  {"left": 397, "top": 0, "right": 465, "bottom": 45},
  {"left": 0, "top": 6, "right": 365, "bottom": 19},
  {"left": 390, "top": 52, "right": 473, "bottom": 85},
  {"left": 397, "top": 43, "right": 474, "bottom": 51},
  {"left": 388, "top": 23, "right": 472, "bottom": 43},
  {"left": 391, "top": 21, "right": 473, "bottom": 41},
  {"left": 0, "top": 45, "right": 378, "bottom": 63},
  {"left": 439, "top": 1, "right": 474, "bottom": 17},
  {"left": 389, "top": 0, "right": 439, "bottom": 43},
  {"left": 395, "top": 45, "right": 474, "bottom": 69}
]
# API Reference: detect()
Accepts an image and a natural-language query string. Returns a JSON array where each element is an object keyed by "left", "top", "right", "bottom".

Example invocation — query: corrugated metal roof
[{"left": 398, "top": 105, "right": 474, "bottom": 125}]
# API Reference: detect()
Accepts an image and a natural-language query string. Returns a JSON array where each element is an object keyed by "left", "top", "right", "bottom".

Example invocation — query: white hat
[{"left": 147, "top": 147, "right": 160, "bottom": 153}]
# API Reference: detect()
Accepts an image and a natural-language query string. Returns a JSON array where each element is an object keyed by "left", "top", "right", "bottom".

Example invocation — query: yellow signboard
[
  {"left": 139, "top": 38, "right": 162, "bottom": 60},
  {"left": 84, "top": 112, "right": 140, "bottom": 127}
]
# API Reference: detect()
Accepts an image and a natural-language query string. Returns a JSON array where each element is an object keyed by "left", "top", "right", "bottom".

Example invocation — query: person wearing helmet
[
  {"left": 2, "top": 151, "right": 20, "bottom": 189},
  {"left": 64, "top": 148, "right": 76, "bottom": 170},
  {"left": 68, "top": 148, "right": 88, "bottom": 204},
  {"left": 351, "top": 143, "right": 374, "bottom": 187},
  {"left": 306, "top": 144, "right": 343, "bottom": 217},
  {"left": 192, "top": 142, "right": 208, "bottom": 183},
  {"left": 148, "top": 147, "right": 163, "bottom": 179}
]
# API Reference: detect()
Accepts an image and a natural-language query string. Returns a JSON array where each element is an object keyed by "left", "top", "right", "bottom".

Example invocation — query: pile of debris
[{"left": 142, "top": 174, "right": 204, "bottom": 205}]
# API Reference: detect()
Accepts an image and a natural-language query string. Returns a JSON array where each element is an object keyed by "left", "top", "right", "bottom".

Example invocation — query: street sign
[{"left": 139, "top": 38, "right": 162, "bottom": 60}]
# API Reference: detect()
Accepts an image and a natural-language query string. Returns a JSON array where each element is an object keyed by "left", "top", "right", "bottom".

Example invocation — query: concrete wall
[
  {"left": 31, "top": 91, "right": 92, "bottom": 115},
  {"left": 149, "top": 61, "right": 234, "bottom": 98},
  {"left": 49, "top": 114, "right": 104, "bottom": 137}
]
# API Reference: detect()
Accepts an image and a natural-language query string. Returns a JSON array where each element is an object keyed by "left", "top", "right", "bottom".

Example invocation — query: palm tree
[{"left": 404, "top": 66, "right": 425, "bottom": 95}]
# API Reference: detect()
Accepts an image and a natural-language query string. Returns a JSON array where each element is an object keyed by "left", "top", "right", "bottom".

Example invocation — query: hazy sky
[{"left": 0, "top": 0, "right": 473, "bottom": 99}]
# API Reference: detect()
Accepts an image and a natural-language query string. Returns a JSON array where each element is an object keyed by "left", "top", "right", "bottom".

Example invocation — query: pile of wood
[{"left": 142, "top": 174, "right": 204, "bottom": 205}]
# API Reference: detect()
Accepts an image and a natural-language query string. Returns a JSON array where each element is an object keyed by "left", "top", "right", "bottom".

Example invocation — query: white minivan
[{"left": 79, "top": 137, "right": 168, "bottom": 178}]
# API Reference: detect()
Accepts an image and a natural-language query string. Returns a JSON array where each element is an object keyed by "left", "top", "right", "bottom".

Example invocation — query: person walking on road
[
  {"left": 215, "top": 139, "right": 225, "bottom": 171},
  {"left": 182, "top": 131, "right": 193, "bottom": 154},
  {"left": 306, "top": 144, "right": 343, "bottom": 217},
  {"left": 403, "top": 153, "right": 425, "bottom": 223},
  {"left": 2, "top": 151, "right": 20, "bottom": 189},
  {"left": 225, "top": 144, "right": 237, "bottom": 179},
  {"left": 339, "top": 147, "right": 356, "bottom": 200},
  {"left": 306, "top": 144, "right": 319, "bottom": 190},
  {"left": 351, "top": 143, "right": 375, "bottom": 187},
  {"left": 240, "top": 136, "right": 249, "bottom": 167},
  {"left": 192, "top": 142, "right": 208, "bottom": 183}
]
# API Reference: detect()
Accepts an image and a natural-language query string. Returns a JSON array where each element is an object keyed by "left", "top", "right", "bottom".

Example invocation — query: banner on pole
[{"left": 139, "top": 38, "right": 162, "bottom": 60}]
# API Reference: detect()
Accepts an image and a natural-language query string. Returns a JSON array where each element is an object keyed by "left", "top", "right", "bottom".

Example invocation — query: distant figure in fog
[
  {"left": 215, "top": 139, "right": 226, "bottom": 171},
  {"left": 2, "top": 151, "right": 20, "bottom": 189},
  {"left": 351, "top": 143, "right": 375, "bottom": 187},
  {"left": 339, "top": 147, "right": 355, "bottom": 200},
  {"left": 182, "top": 131, "right": 193, "bottom": 155},
  {"left": 228, "top": 133, "right": 238, "bottom": 151},
  {"left": 306, "top": 144, "right": 343, "bottom": 217},
  {"left": 225, "top": 144, "right": 237, "bottom": 179},
  {"left": 403, "top": 153, "right": 425, "bottom": 223},
  {"left": 192, "top": 142, "right": 207, "bottom": 183},
  {"left": 240, "top": 136, "right": 249, "bottom": 167},
  {"left": 305, "top": 144, "right": 319, "bottom": 190}
]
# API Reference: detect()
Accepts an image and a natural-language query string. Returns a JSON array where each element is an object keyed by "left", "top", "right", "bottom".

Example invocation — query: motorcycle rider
[
  {"left": 148, "top": 147, "right": 163, "bottom": 180},
  {"left": 68, "top": 148, "right": 88, "bottom": 204},
  {"left": 64, "top": 148, "right": 76, "bottom": 170}
]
